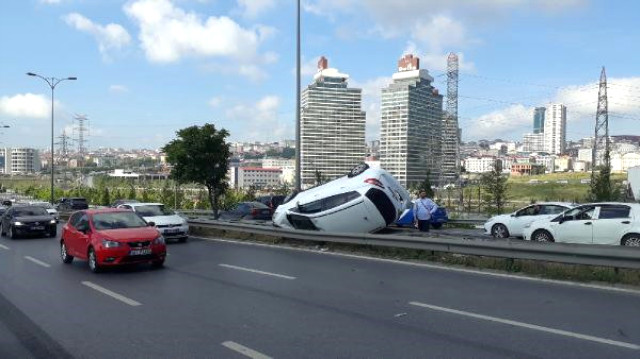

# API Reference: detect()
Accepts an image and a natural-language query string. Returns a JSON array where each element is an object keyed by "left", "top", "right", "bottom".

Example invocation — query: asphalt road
[{"left": 1, "top": 227, "right": 639, "bottom": 358}]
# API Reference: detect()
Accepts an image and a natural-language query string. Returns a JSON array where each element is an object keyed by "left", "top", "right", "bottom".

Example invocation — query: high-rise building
[
  {"left": 544, "top": 103, "right": 567, "bottom": 154},
  {"left": 3, "top": 148, "right": 41, "bottom": 174},
  {"left": 522, "top": 133, "right": 545, "bottom": 152},
  {"left": 300, "top": 56, "right": 366, "bottom": 186},
  {"left": 441, "top": 52, "right": 460, "bottom": 185},
  {"left": 533, "top": 107, "right": 546, "bottom": 134},
  {"left": 380, "top": 54, "right": 443, "bottom": 188}
]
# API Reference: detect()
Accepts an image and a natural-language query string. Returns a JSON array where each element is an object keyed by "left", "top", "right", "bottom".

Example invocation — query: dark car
[
  {"left": 256, "top": 195, "right": 286, "bottom": 210},
  {"left": 395, "top": 203, "right": 449, "bottom": 229},
  {"left": 219, "top": 202, "right": 273, "bottom": 221},
  {"left": 57, "top": 197, "right": 89, "bottom": 211},
  {"left": 1, "top": 205, "right": 57, "bottom": 239},
  {"left": 110, "top": 199, "right": 140, "bottom": 208}
]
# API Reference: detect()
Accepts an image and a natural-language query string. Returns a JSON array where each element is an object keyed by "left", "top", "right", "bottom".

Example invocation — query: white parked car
[
  {"left": 117, "top": 202, "right": 189, "bottom": 242},
  {"left": 273, "top": 164, "right": 411, "bottom": 233},
  {"left": 522, "top": 202, "right": 640, "bottom": 246},
  {"left": 28, "top": 201, "right": 60, "bottom": 222},
  {"left": 483, "top": 202, "right": 574, "bottom": 238}
]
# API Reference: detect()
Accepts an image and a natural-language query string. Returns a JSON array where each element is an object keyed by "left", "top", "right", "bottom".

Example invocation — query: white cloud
[
  {"left": 109, "top": 85, "right": 129, "bottom": 93},
  {"left": 225, "top": 96, "right": 292, "bottom": 141},
  {"left": 208, "top": 96, "right": 222, "bottom": 107},
  {"left": 40, "top": 0, "right": 62, "bottom": 4},
  {"left": 0, "top": 93, "right": 51, "bottom": 119},
  {"left": 464, "top": 76, "right": 640, "bottom": 141},
  {"left": 124, "top": 0, "right": 274, "bottom": 63},
  {"left": 63, "top": 13, "right": 132, "bottom": 60},
  {"left": 237, "top": 0, "right": 276, "bottom": 18}
]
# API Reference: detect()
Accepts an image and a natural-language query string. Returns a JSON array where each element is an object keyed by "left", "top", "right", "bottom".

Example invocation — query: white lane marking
[
  {"left": 24, "top": 256, "right": 51, "bottom": 268},
  {"left": 409, "top": 301, "right": 640, "bottom": 350},
  {"left": 0, "top": 244, "right": 9, "bottom": 250},
  {"left": 219, "top": 263, "right": 296, "bottom": 280},
  {"left": 221, "top": 341, "right": 273, "bottom": 359},
  {"left": 193, "top": 236, "right": 640, "bottom": 296},
  {"left": 81, "top": 281, "right": 142, "bottom": 306}
]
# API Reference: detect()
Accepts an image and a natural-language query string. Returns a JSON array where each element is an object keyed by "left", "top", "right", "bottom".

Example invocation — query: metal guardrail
[{"left": 187, "top": 219, "right": 640, "bottom": 270}]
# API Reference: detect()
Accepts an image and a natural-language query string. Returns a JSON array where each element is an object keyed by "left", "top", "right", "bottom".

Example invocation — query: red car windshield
[{"left": 92, "top": 212, "right": 148, "bottom": 230}]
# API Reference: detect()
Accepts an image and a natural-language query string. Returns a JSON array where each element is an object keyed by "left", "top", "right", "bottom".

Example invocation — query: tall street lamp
[{"left": 26, "top": 72, "right": 77, "bottom": 204}]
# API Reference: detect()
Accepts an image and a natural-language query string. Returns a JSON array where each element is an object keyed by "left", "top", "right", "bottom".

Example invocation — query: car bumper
[
  {"left": 13, "top": 224, "right": 56, "bottom": 236},
  {"left": 158, "top": 225, "right": 189, "bottom": 239},
  {"left": 96, "top": 244, "right": 166, "bottom": 266}
]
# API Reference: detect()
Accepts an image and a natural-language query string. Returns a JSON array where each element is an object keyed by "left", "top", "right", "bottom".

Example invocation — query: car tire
[
  {"left": 532, "top": 229, "right": 554, "bottom": 243},
  {"left": 152, "top": 260, "right": 164, "bottom": 268},
  {"left": 0, "top": 223, "right": 4, "bottom": 236},
  {"left": 491, "top": 224, "right": 510, "bottom": 239},
  {"left": 431, "top": 223, "right": 443, "bottom": 229},
  {"left": 61, "top": 241, "right": 73, "bottom": 264},
  {"left": 88, "top": 247, "right": 101, "bottom": 273},
  {"left": 347, "top": 163, "right": 369, "bottom": 178},
  {"left": 48, "top": 229, "right": 57, "bottom": 238},
  {"left": 621, "top": 234, "right": 640, "bottom": 247},
  {"left": 8, "top": 225, "right": 17, "bottom": 240}
]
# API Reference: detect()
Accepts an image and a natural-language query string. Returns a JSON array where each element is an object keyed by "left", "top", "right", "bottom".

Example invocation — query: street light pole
[
  {"left": 26, "top": 72, "right": 77, "bottom": 204},
  {"left": 295, "top": 0, "right": 301, "bottom": 191}
]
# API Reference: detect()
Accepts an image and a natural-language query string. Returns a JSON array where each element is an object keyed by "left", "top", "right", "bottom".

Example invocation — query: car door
[
  {"left": 552, "top": 205, "right": 597, "bottom": 244},
  {"left": 592, "top": 205, "right": 633, "bottom": 245},
  {"left": 509, "top": 205, "right": 539, "bottom": 236},
  {"left": 67, "top": 213, "right": 90, "bottom": 258}
]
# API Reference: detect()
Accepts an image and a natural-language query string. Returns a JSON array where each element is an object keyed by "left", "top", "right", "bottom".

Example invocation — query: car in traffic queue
[
  {"left": 60, "top": 208, "right": 167, "bottom": 272},
  {"left": 28, "top": 201, "right": 60, "bottom": 222},
  {"left": 522, "top": 202, "right": 640, "bottom": 246},
  {"left": 256, "top": 195, "right": 286, "bottom": 210},
  {"left": 483, "top": 202, "right": 574, "bottom": 238},
  {"left": 116, "top": 202, "right": 189, "bottom": 243},
  {"left": 110, "top": 199, "right": 140, "bottom": 208},
  {"left": 395, "top": 202, "right": 449, "bottom": 229},
  {"left": 273, "top": 163, "right": 411, "bottom": 233},
  {"left": 57, "top": 197, "right": 89, "bottom": 212},
  {"left": 219, "top": 201, "right": 274, "bottom": 221},
  {"left": 0, "top": 205, "right": 57, "bottom": 239}
]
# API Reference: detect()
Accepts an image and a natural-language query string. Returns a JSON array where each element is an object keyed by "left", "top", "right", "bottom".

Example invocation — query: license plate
[
  {"left": 129, "top": 248, "right": 152, "bottom": 256},
  {"left": 31, "top": 226, "right": 45, "bottom": 230},
  {"left": 165, "top": 228, "right": 179, "bottom": 234}
]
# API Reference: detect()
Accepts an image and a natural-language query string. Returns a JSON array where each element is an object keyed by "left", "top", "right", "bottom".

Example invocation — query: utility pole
[
  {"left": 74, "top": 114, "right": 89, "bottom": 185},
  {"left": 55, "top": 130, "right": 74, "bottom": 189},
  {"left": 591, "top": 67, "right": 609, "bottom": 180},
  {"left": 294, "top": 0, "right": 301, "bottom": 191}
]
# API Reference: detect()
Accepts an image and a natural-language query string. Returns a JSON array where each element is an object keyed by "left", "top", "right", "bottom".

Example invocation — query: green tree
[
  {"left": 141, "top": 188, "right": 150, "bottom": 202},
  {"left": 589, "top": 163, "right": 620, "bottom": 201},
  {"left": 127, "top": 186, "right": 137, "bottom": 201},
  {"left": 100, "top": 187, "right": 111, "bottom": 206},
  {"left": 417, "top": 172, "right": 435, "bottom": 198},
  {"left": 480, "top": 162, "right": 509, "bottom": 214},
  {"left": 162, "top": 123, "right": 231, "bottom": 218}
]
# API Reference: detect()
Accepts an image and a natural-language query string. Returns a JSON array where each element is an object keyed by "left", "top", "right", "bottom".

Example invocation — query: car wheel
[
  {"left": 532, "top": 229, "right": 554, "bottom": 243},
  {"left": 491, "top": 224, "right": 510, "bottom": 239},
  {"left": 431, "top": 223, "right": 443, "bottom": 229},
  {"left": 347, "top": 163, "right": 369, "bottom": 178},
  {"left": 88, "top": 247, "right": 101, "bottom": 273},
  {"left": 0, "top": 223, "right": 4, "bottom": 236},
  {"left": 48, "top": 229, "right": 57, "bottom": 238},
  {"left": 621, "top": 234, "right": 640, "bottom": 247},
  {"left": 60, "top": 241, "right": 73, "bottom": 264},
  {"left": 8, "top": 225, "right": 17, "bottom": 240},
  {"left": 152, "top": 260, "right": 165, "bottom": 268}
]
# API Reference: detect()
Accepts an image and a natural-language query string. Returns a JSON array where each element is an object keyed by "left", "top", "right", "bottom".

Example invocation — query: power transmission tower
[
  {"left": 591, "top": 67, "right": 609, "bottom": 179},
  {"left": 441, "top": 52, "right": 460, "bottom": 186},
  {"left": 74, "top": 114, "right": 89, "bottom": 184},
  {"left": 55, "top": 130, "right": 74, "bottom": 189}
]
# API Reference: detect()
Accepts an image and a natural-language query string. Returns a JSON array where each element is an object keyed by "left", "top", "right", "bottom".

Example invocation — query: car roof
[
  {"left": 531, "top": 202, "right": 575, "bottom": 207},
  {"left": 82, "top": 208, "right": 133, "bottom": 215},
  {"left": 126, "top": 202, "right": 164, "bottom": 207},
  {"left": 576, "top": 202, "right": 640, "bottom": 207}
]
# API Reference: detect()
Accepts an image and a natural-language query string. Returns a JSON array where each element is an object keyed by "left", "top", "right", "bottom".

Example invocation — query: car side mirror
[{"left": 147, "top": 221, "right": 156, "bottom": 227}]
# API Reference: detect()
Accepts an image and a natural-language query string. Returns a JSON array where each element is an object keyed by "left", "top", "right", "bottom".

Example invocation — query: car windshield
[
  {"left": 13, "top": 207, "right": 49, "bottom": 216},
  {"left": 92, "top": 212, "right": 148, "bottom": 230},
  {"left": 134, "top": 205, "right": 175, "bottom": 217},
  {"left": 31, "top": 202, "right": 53, "bottom": 209}
]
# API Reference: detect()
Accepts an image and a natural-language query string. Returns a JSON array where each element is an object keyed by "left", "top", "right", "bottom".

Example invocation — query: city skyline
[{"left": 1, "top": 0, "right": 639, "bottom": 149}]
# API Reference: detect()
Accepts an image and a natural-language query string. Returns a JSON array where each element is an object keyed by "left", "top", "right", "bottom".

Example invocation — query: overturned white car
[{"left": 273, "top": 164, "right": 411, "bottom": 233}]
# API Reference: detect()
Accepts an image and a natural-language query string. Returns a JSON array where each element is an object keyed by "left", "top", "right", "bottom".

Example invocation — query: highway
[{"left": 1, "top": 228, "right": 639, "bottom": 358}]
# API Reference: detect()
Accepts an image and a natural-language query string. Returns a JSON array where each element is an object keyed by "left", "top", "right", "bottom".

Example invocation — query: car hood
[
  {"left": 96, "top": 227, "right": 160, "bottom": 241},
  {"left": 14, "top": 215, "right": 54, "bottom": 223},
  {"left": 45, "top": 208, "right": 58, "bottom": 214},
  {"left": 485, "top": 214, "right": 511, "bottom": 224},
  {"left": 140, "top": 215, "right": 185, "bottom": 226}
]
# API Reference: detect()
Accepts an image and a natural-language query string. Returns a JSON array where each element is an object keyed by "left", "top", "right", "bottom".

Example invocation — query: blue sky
[{"left": 0, "top": 0, "right": 639, "bottom": 149}]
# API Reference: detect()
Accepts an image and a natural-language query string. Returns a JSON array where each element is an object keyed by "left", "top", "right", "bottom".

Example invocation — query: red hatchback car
[{"left": 60, "top": 209, "right": 167, "bottom": 272}]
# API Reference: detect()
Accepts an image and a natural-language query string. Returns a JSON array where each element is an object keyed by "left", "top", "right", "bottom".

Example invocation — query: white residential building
[
  {"left": 544, "top": 103, "right": 567, "bottom": 154},
  {"left": 463, "top": 156, "right": 497, "bottom": 173},
  {"left": 237, "top": 167, "right": 282, "bottom": 189},
  {"left": 3, "top": 148, "right": 41, "bottom": 175},
  {"left": 300, "top": 56, "right": 366, "bottom": 186},
  {"left": 380, "top": 54, "right": 443, "bottom": 187},
  {"left": 611, "top": 152, "right": 640, "bottom": 173}
]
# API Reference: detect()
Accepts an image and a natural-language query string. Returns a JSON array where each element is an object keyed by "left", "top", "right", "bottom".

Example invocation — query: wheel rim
[
  {"left": 61, "top": 243, "right": 67, "bottom": 259},
  {"left": 9, "top": 226, "right": 13, "bottom": 237},
  {"left": 535, "top": 231, "right": 550, "bottom": 242},
  {"left": 89, "top": 250, "right": 96, "bottom": 270},
  {"left": 493, "top": 225, "right": 506, "bottom": 238},
  {"left": 624, "top": 237, "right": 640, "bottom": 246}
]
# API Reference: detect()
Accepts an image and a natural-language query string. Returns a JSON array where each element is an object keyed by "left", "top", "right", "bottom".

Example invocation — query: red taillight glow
[
  {"left": 251, "top": 208, "right": 259, "bottom": 215},
  {"left": 364, "top": 178, "right": 385, "bottom": 188}
]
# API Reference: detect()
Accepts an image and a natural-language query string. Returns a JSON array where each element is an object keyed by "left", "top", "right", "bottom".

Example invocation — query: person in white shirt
[{"left": 413, "top": 190, "right": 438, "bottom": 232}]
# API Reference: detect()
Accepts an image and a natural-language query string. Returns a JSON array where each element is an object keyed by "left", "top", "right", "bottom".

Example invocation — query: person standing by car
[{"left": 413, "top": 190, "right": 438, "bottom": 232}]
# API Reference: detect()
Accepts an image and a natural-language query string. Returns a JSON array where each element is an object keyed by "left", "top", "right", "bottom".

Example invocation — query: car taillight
[
  {"left": 364, "top": 178, "right": 385, "bottom": 188},
  {"left": 251, "top": 208, "right": 259, "bottom": 216}
]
